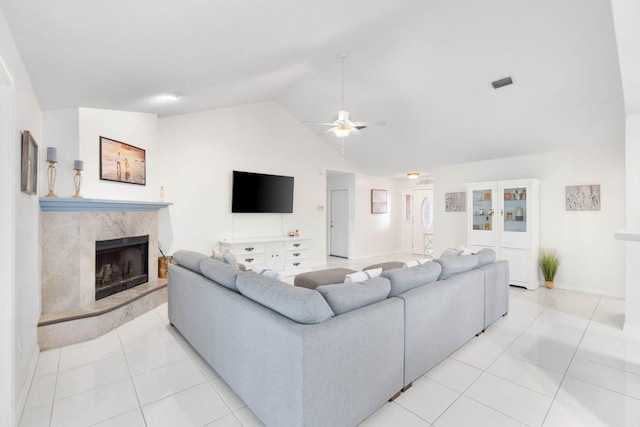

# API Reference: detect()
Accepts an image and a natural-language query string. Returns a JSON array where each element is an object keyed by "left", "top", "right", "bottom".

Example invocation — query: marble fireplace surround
[{"left": 39, "top": 198, "right": 171, "bottom": 349}]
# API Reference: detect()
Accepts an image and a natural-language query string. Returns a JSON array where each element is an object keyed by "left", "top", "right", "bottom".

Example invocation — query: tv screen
[{"left": 232, "top": 171, "right": 294, "bottom": 213}]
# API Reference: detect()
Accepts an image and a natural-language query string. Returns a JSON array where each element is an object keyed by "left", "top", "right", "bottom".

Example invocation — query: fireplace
[{"left": 95, "top": 235, "right": 149, "bottom": 300}]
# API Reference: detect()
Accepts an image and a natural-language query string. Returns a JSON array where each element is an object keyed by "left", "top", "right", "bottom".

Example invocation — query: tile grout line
[
  {"left": 115, "top": 327, "right": 149, "bottom": 426},
  {"left": 429, "top": 287, "right": 549, "bottom": 426},
  {"left": 539, "top": 294, "right": 603, "bottom": 426}
]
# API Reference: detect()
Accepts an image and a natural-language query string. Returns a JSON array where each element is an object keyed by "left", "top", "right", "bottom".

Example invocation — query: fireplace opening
[{"left": 95, "top": 235, "right": 149, "bottom": 300}]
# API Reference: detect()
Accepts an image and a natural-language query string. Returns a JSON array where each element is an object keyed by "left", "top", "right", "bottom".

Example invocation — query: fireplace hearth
[{"left": 95, "top": 235, "right": 149, "bottom": 300}]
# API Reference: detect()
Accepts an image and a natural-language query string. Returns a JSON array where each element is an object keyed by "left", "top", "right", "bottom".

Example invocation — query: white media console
[{"left": 219, "top": 236, "right": 312, "bottom": 277}]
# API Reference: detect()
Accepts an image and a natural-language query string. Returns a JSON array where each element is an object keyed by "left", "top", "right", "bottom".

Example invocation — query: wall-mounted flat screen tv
[{"left": 232, "top": 170, "right": 294, "bottom": 213}]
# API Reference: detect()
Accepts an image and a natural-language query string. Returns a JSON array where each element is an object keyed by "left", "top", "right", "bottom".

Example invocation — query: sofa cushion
[
  {"left": 344, "top": 268, "right": 382, "bottom": 283},
  {"left": 475, "top": 248, "right": 496, "bottom": 268},
  {"left": 316, "top": 277, "right": 391, "bottom": 315},
  {"left": 236, "top": 273, "right": 334, "bottom": 324},
  {"left": 173, "top": 250, "right": 209, "bottom": 274},
  {"left": 434, "top": 254, "right": 479, "bottom": 280},
  {"left": 199, "top": 258, "right": 241, "bottom": 292},
  {"left": 382, "top": 262, "right": 442, "bottom": 297}
]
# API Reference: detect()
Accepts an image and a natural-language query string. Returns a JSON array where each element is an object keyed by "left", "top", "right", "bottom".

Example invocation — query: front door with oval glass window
[{"left": 412, "top": 189, "right": 433, "bottom": 256}]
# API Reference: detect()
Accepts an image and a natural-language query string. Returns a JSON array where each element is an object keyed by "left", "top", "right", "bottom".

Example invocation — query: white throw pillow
[
  {"left": 212, "top": 248, "right": 223, "bottom": 261},
  {"left": 459, "top": 244, "right": 473, "bottom": 256},
  {"left": 403, "top": 258, "right": 430, "bottom": 268},
  {"left": 344, "top": 267, "right": 383, "bottom": 283}
]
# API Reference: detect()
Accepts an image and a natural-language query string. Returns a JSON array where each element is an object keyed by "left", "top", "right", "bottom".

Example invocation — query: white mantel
[{"left": 39, "top": 197, "right": 172, "bottom": 212}]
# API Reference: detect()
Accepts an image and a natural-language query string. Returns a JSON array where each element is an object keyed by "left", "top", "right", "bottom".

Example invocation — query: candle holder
[
  {"left": 45, "top": 160, "right": 58, "bottom": 197},
  {"left": 72, "top": 167, "right": 83, "bottom": 198}
]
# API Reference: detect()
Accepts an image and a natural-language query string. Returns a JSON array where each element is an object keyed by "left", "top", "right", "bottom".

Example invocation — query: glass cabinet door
[
  {"left": 472, "top": 189, "right": 494, "bottom": 231},
  {"left": 503, "top": 187, "right": 526, "bottom": 232}
]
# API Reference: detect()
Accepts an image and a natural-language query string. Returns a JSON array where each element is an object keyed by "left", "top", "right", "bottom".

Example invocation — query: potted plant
[{"left": 539, "top": 249, "right": 560, "bottom": 289}]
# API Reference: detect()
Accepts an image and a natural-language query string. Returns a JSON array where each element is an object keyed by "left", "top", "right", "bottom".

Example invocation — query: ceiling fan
[{"left": 306, "top": 53, "right": 382, "bottom": 154}]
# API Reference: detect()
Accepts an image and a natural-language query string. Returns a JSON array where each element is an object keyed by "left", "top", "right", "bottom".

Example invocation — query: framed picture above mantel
[{"left": 99, "top": 136, "right": 146, "bottom": 185}]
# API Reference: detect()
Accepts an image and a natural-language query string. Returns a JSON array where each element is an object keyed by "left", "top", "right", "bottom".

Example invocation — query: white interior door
[
  {"left": 412, "top": 189, "right": 434, "bottom": 256},
  {"left": 330, "top": 189, "right": 349, "bottom": 257}
]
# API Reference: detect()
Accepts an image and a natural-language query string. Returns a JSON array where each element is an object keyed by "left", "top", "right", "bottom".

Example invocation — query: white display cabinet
[{"left": 466, "top": 179, "right": 541, "bottom": 290}]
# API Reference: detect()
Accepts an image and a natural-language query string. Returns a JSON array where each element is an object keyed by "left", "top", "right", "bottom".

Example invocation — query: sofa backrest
[
  {"left": 434, "top": 254, "right": 479, "bottom": 280},
  {"left": 316, "top": 277, "right": 391, "bottom": 315},
  {"left": 200, "top": 258, "right": 242, "bottom": 292},
  {"left": 382, "top": 262, "right": 442, "bottom": 297},
  {"left": 236, "top": 273, "right": 335, "bottom": 324},
  {"left": 173, "top": 250, "right": 209, "bottom": 274},
  {"left": 474, "top": 248, "right": 496, "bottom": 268}
]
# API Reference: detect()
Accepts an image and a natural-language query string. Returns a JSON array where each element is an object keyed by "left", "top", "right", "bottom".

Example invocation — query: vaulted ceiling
[{"left": 0, "top": 0, "right": 625, "bottom": 176}]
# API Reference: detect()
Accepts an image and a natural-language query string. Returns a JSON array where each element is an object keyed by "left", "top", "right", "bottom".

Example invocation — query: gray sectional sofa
[{"left": 168, "top": 249, "right": 509, "bottom": 427}]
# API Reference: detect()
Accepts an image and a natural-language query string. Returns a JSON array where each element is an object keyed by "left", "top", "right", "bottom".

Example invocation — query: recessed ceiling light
[
  {"left": 407, "top": 172, "right": 420, "bottom": 179},
  {"left": 159, "top": 92, "right": 181, "bottom": 102}
]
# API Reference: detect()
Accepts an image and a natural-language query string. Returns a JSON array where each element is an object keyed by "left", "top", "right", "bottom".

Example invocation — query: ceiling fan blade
[
  {"left": 350, "top": 120, "right": 386, "bottom": 127},
  {"left": 303, "top": 121, "right": 338, "bottom": 126}
]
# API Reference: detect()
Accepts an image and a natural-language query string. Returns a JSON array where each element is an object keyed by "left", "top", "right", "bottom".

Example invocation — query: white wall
[
  {"left": 43, "top": 108, "right": 158, "bottom": 201},
  {"left": 353, "top": 175, "right": 402, "bottom": 259},
  {"left": 0, "top": 8, "right": 42, "bottom": 426},
  {"left": 624, "top": 114, "right": 640, "bottom": 326},
  {"left": 433, "top": 145, "right": 626, "bottom": 297},
  {"left": 157, "top": 101, "right": 356, "bottom": 265}
]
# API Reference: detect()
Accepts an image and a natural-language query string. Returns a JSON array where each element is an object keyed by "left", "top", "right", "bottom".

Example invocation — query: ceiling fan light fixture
[
  {"left": 332, "top": 125, "right": 353, "bottom": 137},
  {"left": 407, "top": 172, "right": 420, "bottom": 179}
]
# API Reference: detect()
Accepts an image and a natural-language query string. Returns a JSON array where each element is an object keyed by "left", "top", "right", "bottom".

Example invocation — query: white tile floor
[{"left": 19, "top": 256, "right": 640, "bottom": 426}]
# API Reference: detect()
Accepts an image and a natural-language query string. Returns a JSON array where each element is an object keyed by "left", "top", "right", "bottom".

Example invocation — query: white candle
[
  {"left": 46, "top": 147, "right": 57, "bottom": 162},
  {"left": 74, "top": 160, "right": 83, "bottom": 170}
]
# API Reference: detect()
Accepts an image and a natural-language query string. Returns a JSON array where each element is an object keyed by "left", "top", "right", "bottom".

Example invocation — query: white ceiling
[{"left": 0, "top": 0, "right": 625, "bottom": 176}]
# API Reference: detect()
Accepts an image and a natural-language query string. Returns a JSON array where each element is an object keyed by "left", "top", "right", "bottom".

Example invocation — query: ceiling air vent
[{"left": 491, "top": 76, "right": 513, "bottom": 89}]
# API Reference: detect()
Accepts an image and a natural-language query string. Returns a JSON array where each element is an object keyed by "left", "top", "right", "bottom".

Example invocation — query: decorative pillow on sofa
[
  {"left": 459, "top": 245, "right": 473, "bottom": 255},
  {"left": 173, "top": 250, "right": 209, "bottom": 274},
  {"left": 382, "top": 262, "right": 442, "bottom": 297},
  {"left": 434, "top": 254, "right": 479, "bottom": 280},
  {"left": 222, "top": 249, "right": 239, "bottom": 268},
  {"left": 475, "top": 248, "right": 496, "bottom": 268},
  {"left": 316, "top": 277, "right": 391, "bottom": 315},
  {"left": 403, "top": 258, "right": 430, "bottom": 268},
  {"left": 256, "top": 268, "right": 283, "bottom": 281},
  {"left": 199, "top": 258, "right": 242, "bottom": 292},
  {"left": 440, "top": 248, "right": 462, "bottom": 258},
  {"left": 344, "top": 268, "right": 382, "bottom": 283},
  {"left": 236, "top": 273, "right": 334, "bottom": 324},
  {"left": 212, "top": 247, "right": 224, "bottom": 261}
]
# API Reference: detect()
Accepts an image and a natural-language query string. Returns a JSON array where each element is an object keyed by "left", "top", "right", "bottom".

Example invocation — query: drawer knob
[
  {"left": 293, "top": 253, "right": 300, "bottom": 257},
  {"left": 293, "top": 262, "right": 300, "bottom": 266},
  {"left": 244, "top": 258, "right": 254, "bottom": 263},
  {"left": 293, "top": 243, "right": 301, "bottom": 247},
  {"left": 245, "top": 247, "right": 254, "bottom": 252}
]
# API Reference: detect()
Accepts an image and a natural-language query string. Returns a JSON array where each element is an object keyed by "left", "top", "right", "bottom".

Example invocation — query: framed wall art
[
  {"left": 21, "top": 130, "right": 38, "bottom": 195},
  {"left": 445, "top": 191, "right": 466, "bottom": 212},
  {"left": 565, "top": 184, "right": 600, "bottom": 211},
  {"left": 371, "top": 189, "right": 387, "bottom": 214},
  {"left": 99, "top": 136, "right": 146, "bottom": 185}
]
